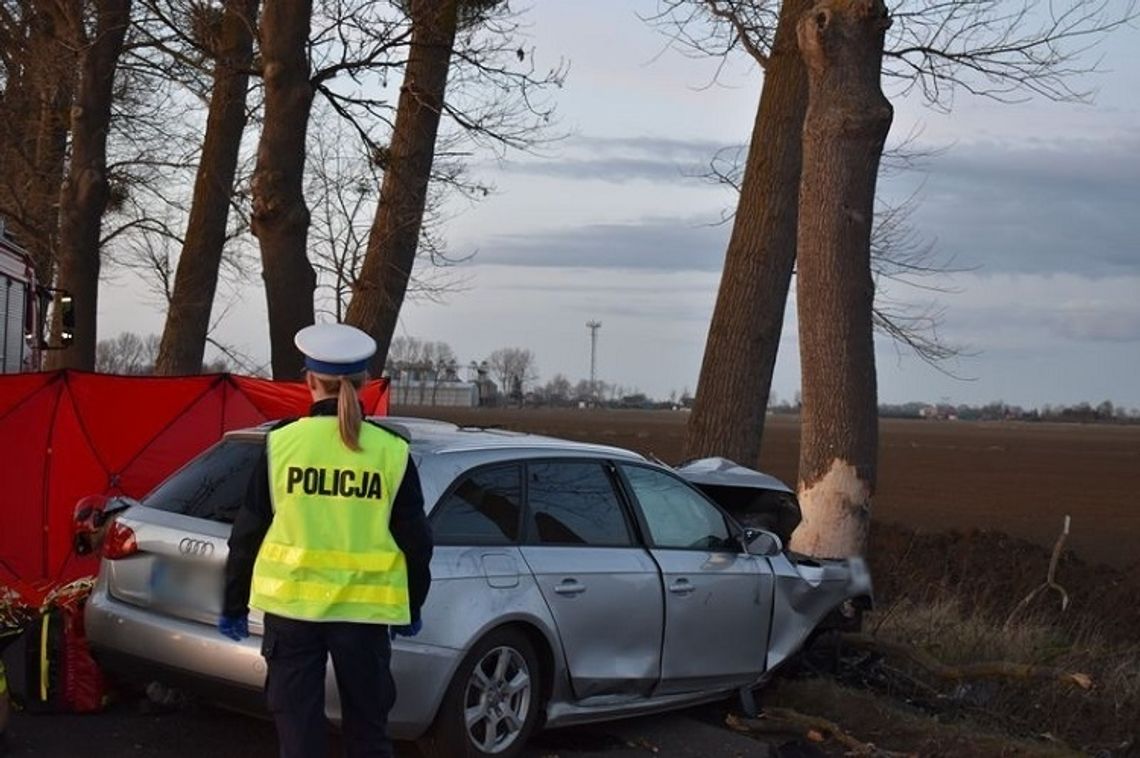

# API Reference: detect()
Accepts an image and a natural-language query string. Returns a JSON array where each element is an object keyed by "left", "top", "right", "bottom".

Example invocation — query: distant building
[
  {"left": 389, "top": 378, "right": 481, "bottom": 407},
  {"left": 386, "top": 363, "right": 498, "bottom": 408}
]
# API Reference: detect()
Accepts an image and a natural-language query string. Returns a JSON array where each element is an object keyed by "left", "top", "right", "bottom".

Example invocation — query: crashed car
[{"left": 85, "top": 418, "right": 871, "bottom": 757}]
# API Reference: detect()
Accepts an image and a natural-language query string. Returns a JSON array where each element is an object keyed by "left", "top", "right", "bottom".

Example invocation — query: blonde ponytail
[
  {"left": 312, "top": 371, "right": 366, "bottom": 451},
  {"left": 337, "top": 375, "right": 364, "bottom": 451}
]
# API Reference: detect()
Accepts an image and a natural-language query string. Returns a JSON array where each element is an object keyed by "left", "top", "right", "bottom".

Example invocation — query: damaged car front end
[{"left": 677, "top": 457, "right": 873, "bottom": 676}]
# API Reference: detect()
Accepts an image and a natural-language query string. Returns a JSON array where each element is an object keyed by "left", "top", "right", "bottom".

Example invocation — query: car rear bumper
[{"left": 85, "top": 585, "right": 458, "bottom": 739}]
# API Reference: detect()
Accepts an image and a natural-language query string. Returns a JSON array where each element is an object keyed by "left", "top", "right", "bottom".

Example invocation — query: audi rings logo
[{"left": 179, "top": 537, "right": 215, "bottom": 558}]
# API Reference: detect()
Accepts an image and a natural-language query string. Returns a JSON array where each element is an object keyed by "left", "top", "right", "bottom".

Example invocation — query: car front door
[
  {"left": 518, "top": 459, "right": 663, "bottom": 700},
  {"left": 619, "top": 463, "right": 774, "bottom": 695}
]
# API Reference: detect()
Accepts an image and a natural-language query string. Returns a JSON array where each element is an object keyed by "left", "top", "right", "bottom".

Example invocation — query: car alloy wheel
[
  {"left": 420, "top": 627, "right": 543, "bottom": 758},
  {"left": 463, "top": 645, "right": 532, "bottom": 754}
]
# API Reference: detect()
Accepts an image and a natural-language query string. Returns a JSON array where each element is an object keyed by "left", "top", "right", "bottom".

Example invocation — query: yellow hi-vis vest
[{"left": 250, "top": 417, "right": 412, "bottom": 624}]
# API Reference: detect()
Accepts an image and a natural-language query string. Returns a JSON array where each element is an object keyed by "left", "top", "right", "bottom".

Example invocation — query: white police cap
[{"left": 294, "top": 323, "right": 376, "bottom": 375}]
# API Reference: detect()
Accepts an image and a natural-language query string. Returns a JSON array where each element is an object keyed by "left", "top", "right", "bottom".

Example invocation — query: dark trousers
[{"left": 262, "top": 614, "right": 395, "bottom": 758}]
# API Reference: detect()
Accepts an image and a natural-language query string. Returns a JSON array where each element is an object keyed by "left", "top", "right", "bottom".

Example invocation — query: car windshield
[{"left": 142, "top": 439, "right": 262, "bottom": 523}]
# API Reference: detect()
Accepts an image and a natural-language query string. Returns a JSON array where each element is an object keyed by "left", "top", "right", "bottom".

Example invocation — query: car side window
[
  {"left": 142, "top": 440, "right": 261, "bottom": 523},
  {"left": 526, "top": 461, "right": 632, "bottom": 547},
  {"left": 432, "top": 464, "right": 523, "bottom": 545},
  {"left": 621, "top": 464, "right": 735, "bottom": 551}
]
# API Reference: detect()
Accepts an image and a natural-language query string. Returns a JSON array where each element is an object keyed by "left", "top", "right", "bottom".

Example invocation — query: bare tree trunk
[
  {"left": 684, "top": 0, "right": 810, "bottom": 468},
  {"left": 790, "top": 0, "right": 893, "bottom": 558},
  {"left": 251, "top": 0, "right": 316, "bottom": 379},
  {"left": 345, "top": 0, "right": 459, "bottom": 373},
  {"left": 0, "top": 1, "right": 78, "bottom": 282},
  {"left": 27, "top": 58, "right": 75, "bottom": 283},
  {"left": 156, "top": 0, "right": 258, "bottom": 375},
  {"left": 46, "top": 0, "right": 132, "bottom": 371}
]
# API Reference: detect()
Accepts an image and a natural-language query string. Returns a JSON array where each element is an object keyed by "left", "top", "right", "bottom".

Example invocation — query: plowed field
[{"left": 393, "top": 407, "right": 1140, "bottom": 570}]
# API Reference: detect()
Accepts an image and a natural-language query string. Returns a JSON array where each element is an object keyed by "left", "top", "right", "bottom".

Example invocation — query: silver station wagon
[{"left": 85, "top": 418, "right": 871, "bottom": 757}]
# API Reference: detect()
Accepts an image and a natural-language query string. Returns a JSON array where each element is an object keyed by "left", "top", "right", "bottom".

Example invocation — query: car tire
[{"left": 419, "top": 627, "right": 542, "bottom": 758}]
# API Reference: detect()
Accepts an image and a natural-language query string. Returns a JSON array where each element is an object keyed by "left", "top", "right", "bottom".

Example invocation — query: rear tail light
[{"left": 102, "top": 521, "right": 138, "bottom": 560}]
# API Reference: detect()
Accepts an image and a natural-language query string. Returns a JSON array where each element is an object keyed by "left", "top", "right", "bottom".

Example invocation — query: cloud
[
  {"left": 498, "top": 134, "right": 738, "bottom": 184},
  {"left": 894, "top": 132, "right": 1140, "bottom": 277},
  {"left": 475, "top": 131, "right": 1140, "bottom": 281},
  {"left": 1048, "top": 308, "right": 1140, "bottom": 343},
  {"left": 930, "top": 273, "right": 1140, "bottom": 349},
  {"left": 476, "top": 216, "right": 731, "bottom": 271}
]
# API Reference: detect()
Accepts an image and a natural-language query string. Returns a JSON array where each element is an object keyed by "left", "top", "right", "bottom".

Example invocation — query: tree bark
[
  {"left": 790, "top": 0, "right": 893, "bottom": 558},
  {"left": 0, "top": 1, "right": 78, "bottom": 282},
  {"left": 156, "top": 0, "right": 258, "bottom": 375},
  {"left": 251, "top": 0, "right": 316, "bottom": 379},
  {"left": 684, "top": 0, "right": 810, "bottom": 468},
  {"left": 45, "top": 0, "right": 132, "bottom": 371},
  {"left": 344, "top": 0, "right": 459, "bottom": 374}
]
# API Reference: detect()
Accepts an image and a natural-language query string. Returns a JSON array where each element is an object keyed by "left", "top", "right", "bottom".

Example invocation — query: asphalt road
[{"left": 4, "top": 697, "right": 781, "bottom": 758}]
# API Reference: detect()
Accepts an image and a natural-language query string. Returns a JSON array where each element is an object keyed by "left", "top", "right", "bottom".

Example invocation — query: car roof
[{"left": 224, "top": 415, "right": 648, "bottom": 462}]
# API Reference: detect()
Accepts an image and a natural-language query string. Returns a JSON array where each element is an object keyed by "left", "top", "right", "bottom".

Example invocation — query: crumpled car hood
[
  {"left": 675, "top": 457, "right": 794, "bottom": 493},
  {"left": 676, "top": 457, "right": 802, "bottom": 545}
]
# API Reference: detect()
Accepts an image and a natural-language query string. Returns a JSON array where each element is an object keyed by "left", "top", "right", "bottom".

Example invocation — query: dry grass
[
  {"left": 771, "top": 596, "right": 1140, "bottom": 755},
  {"left": 866, "top": 599, "right": 1140, "bottom": 752}
]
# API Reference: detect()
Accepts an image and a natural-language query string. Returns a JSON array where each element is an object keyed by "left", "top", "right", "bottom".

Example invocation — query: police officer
[{"left": 220, "top": 323, "right": 433, "bottom": 758}]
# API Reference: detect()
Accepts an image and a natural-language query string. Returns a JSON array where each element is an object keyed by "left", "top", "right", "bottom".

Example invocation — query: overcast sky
[{"left": 100, "top": 0, "right": 1140, "bottom": 408}]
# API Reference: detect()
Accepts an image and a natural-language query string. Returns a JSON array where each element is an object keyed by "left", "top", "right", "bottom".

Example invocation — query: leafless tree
[
  {"left": 96, "top": 329, "right": 239, "bottom": 373},
  {"left": 539, "top": 373, "right": 573, "bottom": 406},
  {"left": 155, "top": 0, "right": 260, "bottom": 375},
  {"left": 385, "top": 335, "right": 456, "bottom": 376},
  {"left": 306, "top": 110, "right": 468, "bottom": 323},
  {"left": 700, "top": 139, "right": 966, "bottom": 368},
  {"left": 47, "top": 0, "right": 133, "bottom": 371},
  {"left": 650, "top": 0, "right": 1135, "bottom": 471},
  {"left": 247, "top": 0, "right": 562, "bottom": 378},
  {"left": 0, "top": 0, "right": 78, "bottom": 282},
  {"left": 658, "top": 0, "right": 812, "bottom": 469},
  {"left": 96, "top": 330, "right": 160, "bottom": 373},
  {"left": 487, "top": 347, "right": 537, "bottom": 399},
  {"left": 345, "top": 0, "right": 566, "bottom": 374}
]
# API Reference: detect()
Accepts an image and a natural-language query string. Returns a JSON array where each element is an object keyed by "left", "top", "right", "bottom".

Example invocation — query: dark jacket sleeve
[
  {"left": 223, "top": 437, "right": 277, "bottom": 617},
  {"left": 390, "top": 457, "right": 433, "bottom": 622}
]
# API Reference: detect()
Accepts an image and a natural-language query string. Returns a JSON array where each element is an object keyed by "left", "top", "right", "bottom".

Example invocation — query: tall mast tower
[{"left": 586, "top": 320, "right": 601, "bottom": 403}]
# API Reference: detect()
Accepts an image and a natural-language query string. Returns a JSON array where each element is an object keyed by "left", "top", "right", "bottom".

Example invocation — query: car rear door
[
  {"left": 518, "top": 459, "right": 664, "bottom": 700},
  {"left": 618, "top": 463, "right": 774, "bottom": 695}
]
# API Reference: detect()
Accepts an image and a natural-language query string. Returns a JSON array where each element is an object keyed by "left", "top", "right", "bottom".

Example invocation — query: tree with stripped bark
[
  {"left": 791, "top": 0, "right": 893, "bottom": 558},
  {"left": 655, "top": 0, "right": 1134, "bottom": 478},
  {"left": 653, "top": 0, "right": 1132, "bottom": 557}
]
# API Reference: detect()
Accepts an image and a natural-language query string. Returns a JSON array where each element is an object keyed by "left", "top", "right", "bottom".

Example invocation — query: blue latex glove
[
  {"left": 217, "top": 614, "right": 249, "bottom": 641},
  {"left": 390, "top": 618, "right": 422, "bottom": 640}
]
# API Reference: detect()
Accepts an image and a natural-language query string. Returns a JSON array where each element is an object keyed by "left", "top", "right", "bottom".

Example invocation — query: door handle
[
  {"left": 668, "top": 578, "right": 695, "bottom": 595},
  {"left": 553, "top": 579, "right": 586, "bottom": 596}
]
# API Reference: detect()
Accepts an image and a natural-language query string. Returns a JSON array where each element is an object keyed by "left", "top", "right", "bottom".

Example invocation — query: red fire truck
[{"left": 0, "top": 222, "right": 73, "bottom": 373}]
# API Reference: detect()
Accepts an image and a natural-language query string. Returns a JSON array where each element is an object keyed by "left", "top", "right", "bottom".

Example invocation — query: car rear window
[
  {"left": 432, "top": 464, "right": 523, "bottom": 545},
  {"left": 142, "top": 439, "right": 262, "bottom": 523}
]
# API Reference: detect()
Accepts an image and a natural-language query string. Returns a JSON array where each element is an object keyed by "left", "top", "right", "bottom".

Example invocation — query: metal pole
[{"left": 586, "top": 320, "right": 601, "bottom": 404}]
